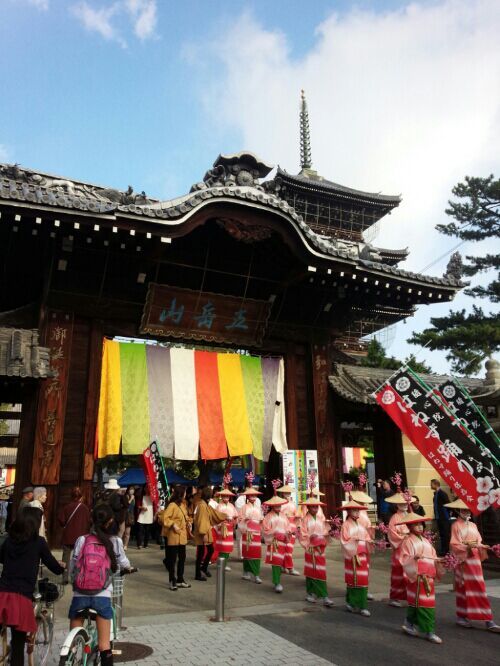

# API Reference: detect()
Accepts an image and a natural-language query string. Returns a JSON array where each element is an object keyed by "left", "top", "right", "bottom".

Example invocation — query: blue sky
[{"left": 1, "top": 0, "right": 499, "bottom": 373}]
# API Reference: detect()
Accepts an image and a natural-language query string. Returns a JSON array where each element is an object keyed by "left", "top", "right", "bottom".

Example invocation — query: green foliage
[
  {"left": 361, "top": 340, "right": 400, "bottom": 369},
  {"left": 409, "top": 176, "right": 500, "bottom": 374},
  {"left": 361, "top": 340, "right": 432, "bottom": 374}
]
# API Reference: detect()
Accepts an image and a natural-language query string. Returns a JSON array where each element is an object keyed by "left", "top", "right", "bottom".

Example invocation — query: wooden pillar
[
  {"left": 373, "top": 407, "right": 406, "bottom": 486},
  {"left": 12, "top": 382, "right": 39, "bottom": 516},
  {"left": 284, "top": 345, "right": 299, "bottom": 451},
  {"left": 81, "top": 320, "right": 104, "bottom": 505},
  {"left": 311, "top": 341, "right": 341, "bottom": 516}
]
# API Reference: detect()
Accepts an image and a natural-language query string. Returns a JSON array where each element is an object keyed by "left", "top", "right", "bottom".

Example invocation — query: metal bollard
[{"left": 214, "top": 556, "right": 226, "bottom": 622}]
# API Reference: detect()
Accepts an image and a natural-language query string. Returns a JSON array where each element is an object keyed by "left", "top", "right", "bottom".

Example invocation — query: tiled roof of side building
[{"left": 329, "top": 363, "right": 484, "bottom": 405}]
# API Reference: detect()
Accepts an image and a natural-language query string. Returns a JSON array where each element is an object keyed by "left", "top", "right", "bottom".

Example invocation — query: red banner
[
  {"left": 375, "top": 381, "right": 482, "bottom": 514},
  {"left": 142, "top": 441, "right": 169, "bottom": 513},
  {"left": 142, "top": 447, "right": 160, "bottom": 513}
]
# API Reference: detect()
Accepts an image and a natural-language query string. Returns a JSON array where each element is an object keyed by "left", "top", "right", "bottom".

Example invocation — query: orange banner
[{"left": 195, "top": 351, "right": 227, "bottom": 460}]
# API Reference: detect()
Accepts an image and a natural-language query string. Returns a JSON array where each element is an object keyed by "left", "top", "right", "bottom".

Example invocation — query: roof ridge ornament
[{"left": 300, "top": 90, "right": 312, "bottom": 171}]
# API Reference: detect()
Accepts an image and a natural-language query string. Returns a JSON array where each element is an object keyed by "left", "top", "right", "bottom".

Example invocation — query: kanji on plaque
[
  {"left": 374, "top": 368, "right": 500, "bottom": 515},
  {"left": 141, "top": 284, "right": 271, "bottom": 346},
  {"left": 32, "top": 311, "right": 74, "bottom": 485}
]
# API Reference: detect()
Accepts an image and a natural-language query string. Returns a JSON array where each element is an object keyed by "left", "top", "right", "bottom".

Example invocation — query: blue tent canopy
[
  {"left": 208, "top": 468, "right": 261, "bottom": 488},
  {"left": 118, "top": 467, "right": 190, "bottom": 487}
]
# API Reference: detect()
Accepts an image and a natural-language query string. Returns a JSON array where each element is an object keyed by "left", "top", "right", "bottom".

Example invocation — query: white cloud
[
  {"left": 187, "top": 1, "right": 500, "bottom": 372},
  {"left": 71, "top": 0, "right": 157, "bottom": 46},
  {"left": 125, "top": 0, "right": 157, "bottom": 40},
  {"left": 72, "top": 1, "right": 126, "bottom": 48}
]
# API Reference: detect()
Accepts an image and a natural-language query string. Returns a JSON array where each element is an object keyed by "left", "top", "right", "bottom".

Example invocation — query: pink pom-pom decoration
[
  {"left": 391, "top": 471, "right": 402, "bottom": 491},
  {"left": 285, "top": 472, "right": 293, "bottom": 485},
  {"left": 330, "top": 528, "right": 341, "bottom": 540},
  {"left": 424, "top": 530, "right": 437, "bottom": 546},
  {"left": 328, "top": 515, "right": 342, "bottom": 530},
  {"left": 245, "top": 471, "right": 255, "bottom": 485},
  {"left": 402, "top": 488, "right": 414, "bottom": 506},
  {"left": 358, "top": 473, "right": 367, "bottom": 489},
  {"left": 491, "top": 543, "right": 500, "bottom": 558},
  {"left": 271, "top": 478, "right": 282, "bottom": 494},
  {"left": 377, "top": 521, "right": 389, "bottom": 535},
  {"left": 375, "top": 539, "right": 388, "bottom": 551},
  {"left": 441, "top": 552, "right": 459, "bottom": 571},
  {"left": 307, "top": 471, "right": 317, "bottom": 493},
  {"left": 342, "top": 481, "right": 354, "bottom": 494}
]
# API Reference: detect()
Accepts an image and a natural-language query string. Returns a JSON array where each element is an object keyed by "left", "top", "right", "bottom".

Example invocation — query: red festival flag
[
  {"left": 374, "top": 367, "right": 500, "bottom": 515},
  {"left": 142, "top": 441, "right": 170, "bottom": 512}
]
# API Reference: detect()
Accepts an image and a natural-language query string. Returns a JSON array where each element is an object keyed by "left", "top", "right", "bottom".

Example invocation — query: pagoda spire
[{"left": 300, "top": 89, "right": 312, "bottom": 171}]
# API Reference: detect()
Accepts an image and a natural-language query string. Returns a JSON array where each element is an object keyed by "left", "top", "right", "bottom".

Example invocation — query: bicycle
[
  {"left": 58, "top": 568, "right": 137, "bottom": 666},
  {"left": 0, "top": 566, "right": 64, "bottom": 666}
]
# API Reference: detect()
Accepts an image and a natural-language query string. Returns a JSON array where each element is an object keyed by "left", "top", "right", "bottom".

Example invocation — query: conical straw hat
[
  {"left": 277, "top": 484, "right": 295, "bottom": 494},
  {"left": 263, "top": 495, "right": 288, "bottom": 506},
  {"left": 240, "top": 487, "right": 262, "bottom": 496},
  {"left": 398, "top": 511, "right": 430, "bottom": 525},
  {"left": 350, "top": 490, "right": 374, "bottom": 504},
  {"left": 217, "top": 488, "right": 235, "bottom": 497},
  {"left": 444, "top": 499, "right": 469, "bottom": 510},
  {"left": 300, "top": 496, "right": 326, "bottom": 507},
  {"left": 338, "top": 501, "right": 369, "bottom": 511},
  {"left": 386, "top": 492, "right": 416, "bottom": 504}
]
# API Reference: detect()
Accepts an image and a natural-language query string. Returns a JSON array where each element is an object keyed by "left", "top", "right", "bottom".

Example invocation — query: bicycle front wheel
[
  {"left": 58, "top": 628, "right": 89, "bottom": 666},
  {"left": 29, "top": 608, "right": 54, "bottom": 666},
  {"left": 0, "top": 625, "right": 10, "bottom": 666}
]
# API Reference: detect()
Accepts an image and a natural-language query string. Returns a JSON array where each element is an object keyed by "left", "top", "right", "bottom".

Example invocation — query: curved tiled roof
[{"left": 0, "top": 163, "right": 462, "bottom": 290}]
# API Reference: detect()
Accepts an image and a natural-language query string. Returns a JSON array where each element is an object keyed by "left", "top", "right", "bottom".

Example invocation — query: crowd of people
[
  {"left": 0, "top": 474, "right": 497, "bottom": 663},
  {"left": 0, "top": 483, "right": 135, "bottom": 666}
]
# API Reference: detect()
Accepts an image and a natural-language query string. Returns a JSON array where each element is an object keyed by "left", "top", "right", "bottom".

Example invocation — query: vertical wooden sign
[{"left": 31, "top": 311, "right": 73, "bottom": 485}]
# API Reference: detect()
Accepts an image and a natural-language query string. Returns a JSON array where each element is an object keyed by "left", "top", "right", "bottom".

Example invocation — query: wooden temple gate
[{"left": 0, "top": 150, "right": 462, "bottom": 543}]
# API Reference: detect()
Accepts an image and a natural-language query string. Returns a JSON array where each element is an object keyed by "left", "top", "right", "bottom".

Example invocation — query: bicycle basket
[
  {"left": 111, "top": 574, "right": 124, "bottom": 600},
  {"left": 38, "top": 577, "right": 60, "bottom": 603}
]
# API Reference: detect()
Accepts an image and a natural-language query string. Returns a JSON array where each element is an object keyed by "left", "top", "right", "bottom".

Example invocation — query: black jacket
[{"left": 0, "top": 536, "right": 64, "bottom": 599}]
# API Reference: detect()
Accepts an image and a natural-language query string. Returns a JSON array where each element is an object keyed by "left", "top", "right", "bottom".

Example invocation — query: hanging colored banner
[
  {"left": 142, "top": 441, "right": 169, "bottom": 511},
  {"left": 96, "top": 340, "right": 287, "bottom": 461},
  {"left": 374, "top": 368, "right": 500, "bottom": 514},
  {"left": 437, "top": 378, "right": 500, "bottom": 466}
]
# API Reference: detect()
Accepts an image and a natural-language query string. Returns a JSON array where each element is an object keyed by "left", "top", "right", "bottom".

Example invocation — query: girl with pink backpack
[{"left": 68, "top": 504, "right": 131, "bottom": 666}]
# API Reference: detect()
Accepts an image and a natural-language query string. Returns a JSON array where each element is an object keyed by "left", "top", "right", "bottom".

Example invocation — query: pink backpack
[{"left": 73, "top": 535, "right": 112, "bottom": 594}]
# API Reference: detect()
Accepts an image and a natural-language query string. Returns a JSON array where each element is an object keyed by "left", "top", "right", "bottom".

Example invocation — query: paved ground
[{"left": 48, "top": 543, "right": 500, "bottom": 665}]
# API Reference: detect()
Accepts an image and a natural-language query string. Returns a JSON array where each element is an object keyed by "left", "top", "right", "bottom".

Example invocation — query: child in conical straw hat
[
  {"left": 237, "top": 475, "right": 264, "bottom": 584},
  {"left": 277, "top": 477, "right": 300, "bottom": 576},
  {"left": 339, "top": 501, "right": 372, "bottom": 617},
  {"left": 263, "top": 481, "right": 293, "bottom": 593},
  {"left": 213, "top": 474, "right": 238, "bottom": 572},
  {"left": 299, "top": 496, "right": 334, "bottom": 608},
  {"left": 399, "top": 512, "right": 443, "bottom": 644},
  {"left": 447, "top": 499, "right": 500, "bottom": 632}
]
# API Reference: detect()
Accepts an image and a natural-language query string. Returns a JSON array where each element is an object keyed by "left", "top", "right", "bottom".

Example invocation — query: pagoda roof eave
[{"left": 274, "top": 167, "right": 402, "bottom": 208}]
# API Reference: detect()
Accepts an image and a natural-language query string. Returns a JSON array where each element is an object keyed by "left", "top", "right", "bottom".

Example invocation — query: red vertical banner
[
  {"left": 31, "top": 311, "right": 73, "bottom": 485},
  {"left": 142, "top": 446, "right": 160, "bottom": 512},
  {"left": 374, "top": 368, "right": 500, "bottom": 514}
]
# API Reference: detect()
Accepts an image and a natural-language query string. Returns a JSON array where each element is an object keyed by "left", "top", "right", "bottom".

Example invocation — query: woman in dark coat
[{"left": 58, "top": 486, "right": 91, "bottom": 583}]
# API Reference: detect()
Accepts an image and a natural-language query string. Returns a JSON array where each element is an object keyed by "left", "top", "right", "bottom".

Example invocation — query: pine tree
[
  {"left": 360, "top": 340, "right": 432, "bottom": 373},
  {"left": 408, "top": 176, "right": 500, "bottom": 375}
]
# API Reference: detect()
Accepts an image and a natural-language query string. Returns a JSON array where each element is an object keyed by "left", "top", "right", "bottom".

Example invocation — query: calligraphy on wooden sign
[
  {"left": 140, "top": 284, "right": 271, "bottom": 346},
  {"left": 31, "top": 311, "right": 73, "bottom": 485}
]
